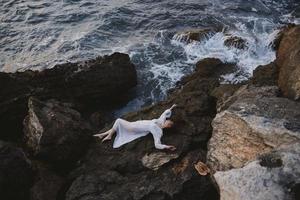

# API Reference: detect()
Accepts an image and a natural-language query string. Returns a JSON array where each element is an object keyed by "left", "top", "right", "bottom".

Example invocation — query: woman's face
[{"left": 163, "top": 120, "right": 174, "bottom": 128}]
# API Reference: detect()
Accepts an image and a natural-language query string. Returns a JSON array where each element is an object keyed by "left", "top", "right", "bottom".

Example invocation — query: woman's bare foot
[
  {"left": 93, "top": 133, "right": 108, "bottom": 139},
  {"left": 101, "top": 134, "right": 112, "bottom": 142}
]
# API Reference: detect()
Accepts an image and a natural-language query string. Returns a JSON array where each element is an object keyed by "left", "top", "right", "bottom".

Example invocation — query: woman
[{"left": 93, "top": 104, "right": 177, "bottom": 151}]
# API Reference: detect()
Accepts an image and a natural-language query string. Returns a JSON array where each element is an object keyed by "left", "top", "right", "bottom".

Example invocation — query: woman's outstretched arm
[
  {"left": 157, "top": 104, "right": 177, "bottom": 124},
  {"left": 151, "top": 125, "right": 176, "bottom": 151}
]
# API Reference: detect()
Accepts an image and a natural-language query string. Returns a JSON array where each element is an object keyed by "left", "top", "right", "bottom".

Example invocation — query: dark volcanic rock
[
  {"left": 63, "top": 58, "right": 232, "bottom": 200},
  {"left": 30, "top": 163, "right": 65, "bottom": 200},
  {"left": 0, "top": 52, "right": 137, "bottom": 141},
  {"left": 23, "top": 97, "right": 92, "bottom": 171},
  {"left": 0, "top": 141, "right": 33, "bottom": 200},
  {"left": 173, "top": 28, "right": 222, "bottom": 43},
  {"left": 180, "top": 58, "right": 236, "bottom": 84},
  {"left": 224, "top": 35, "right": 248, "bottom": 50}
]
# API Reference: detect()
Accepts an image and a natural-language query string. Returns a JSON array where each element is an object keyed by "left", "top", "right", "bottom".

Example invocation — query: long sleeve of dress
[
  {"left": 156, "top": 108, "right": 172, "bottom": 127},
  {"left": 150, "top": 124, "right": 168, "bottom": 149}
]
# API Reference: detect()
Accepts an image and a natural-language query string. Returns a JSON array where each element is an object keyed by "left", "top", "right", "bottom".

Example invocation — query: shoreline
[{"left": 0, "top": 24, "right": 300, "bottom": 200}]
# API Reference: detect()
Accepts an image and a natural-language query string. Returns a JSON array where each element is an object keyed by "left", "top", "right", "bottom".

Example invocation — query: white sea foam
[
  {"left": 171, "top": 25, "right": 278, "bottom": 83},
  {"left": 149, "top": 61, "right": 187, "bottom": 94},
  {"left": 124, "top": 24, "right": 280, "bottom": 104}
]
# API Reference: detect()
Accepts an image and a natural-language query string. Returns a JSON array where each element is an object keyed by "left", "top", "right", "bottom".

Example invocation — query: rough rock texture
[
  {"left": 173, "top": 28, "right": 248, "bottom": 50},
  {"left": 173, "top": 28, "right": 222, "bottom": 43},
  {"left": 251, "top": 62, "right": 279, "bottom": 86},
  {"left": 276, "top": 25, "right": 300, "bottom": 100},
  {"left": 62, "top": 58, "right": 237, "bottom": 200},
  {"left": 0, "top": 52, "right": 137, "bottom": 141},
  {"left": 205, "top": 58, "right": 280, "bottom": 113},
  {"left": 0, "top": 141, "right": 33, "bottom": 200},
  {"left": 224, "top": 36, "right": 248, "bottom": 50},
  {"left": 142, "top": 152, "right": 179, "bottom": 170},
  {"left": 214, "top": 142, "right": 300, "bottom": 200},
  {"left": 180, "top": 58, "right": 236, "bottom": 84},
  {"left": 207, "top": 85, "right": 300, "bottom": 172},
  {"left": 211, "top": 84, "right": 242, "bottom": 112},
  {"left": 271, "top": 24, "right": 296, "bottom": 50},
  {"left": 23, "top": 97, "right": 92, "bottom": 171},
  {"left": 30, "top": 163, "right": 65, "bottom": 200}
]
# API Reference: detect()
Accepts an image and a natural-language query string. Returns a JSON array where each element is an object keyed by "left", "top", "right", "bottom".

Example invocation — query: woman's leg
[
  {"left": 93, "top": 119, "right": 121, "bottom": 142},
  {"left": 93, "top": 129, "right": 113, "bottom": 139}
]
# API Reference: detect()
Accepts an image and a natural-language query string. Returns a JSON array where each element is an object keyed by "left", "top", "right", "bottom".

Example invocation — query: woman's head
[{"left": 162, "top": 120, "right": 174, "bottom": 129}]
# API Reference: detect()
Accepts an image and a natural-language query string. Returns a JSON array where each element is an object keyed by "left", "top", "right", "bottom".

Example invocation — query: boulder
[
  {"left": 271, "top": 24, "right": 295, "bottom": 50},
  {"left": 173, "top": 28, "right": 248, "bottom": 50},
  {"left": 179, "top": 58, "right": 236, "bottom": 86},
  {"left": 276, "top": 25, "right": 300, "bottom": 100},
  {"left": 173, "top": 28, "right": 222, "bottom": 43},
  {"left": 207, "top": 86, "right": 300, "bottom": 172},
  {"left": 224, "top": 36, "right": 248, "bottom": 50},
  {"left": 63, "top": 58, "right": 234, "bottom": 200},
  {"left": 0, "top": 52, "right": 137, "bottom": 141},
  {"left": 214, "top": 142, "right": 300, "bottom": 200},
  {"left": 23, "top": 97, "right": 92, "bottom": 171},
  {"left": 251, "top": 62, "right": 278, "bottom": 86},
  {"left": 0, "top": 141, "right": 33, "bottom": 200}
]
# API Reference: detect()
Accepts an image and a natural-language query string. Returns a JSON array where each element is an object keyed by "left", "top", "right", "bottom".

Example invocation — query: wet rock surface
[
  {"left": 0, "top": 52, "right": 137, "bottom": 142},
  {"left": 173, "top": 28, "right": 222, "bottom": 43},
  {"left": 174, "top": 28, "right": 248, "bottom": 50},
  {"left": 224, "top": 35, "right": 248, "bottom": 50}
]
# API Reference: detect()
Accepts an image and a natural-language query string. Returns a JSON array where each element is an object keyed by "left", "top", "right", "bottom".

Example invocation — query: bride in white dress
[{"left": 93, "top": 104, "right": 177, "bottom": 151}]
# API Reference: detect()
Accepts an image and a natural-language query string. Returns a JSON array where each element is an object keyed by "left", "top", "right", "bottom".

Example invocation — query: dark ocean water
[{"left": 1, "top": 0, "right": 300, "bottom": 115}]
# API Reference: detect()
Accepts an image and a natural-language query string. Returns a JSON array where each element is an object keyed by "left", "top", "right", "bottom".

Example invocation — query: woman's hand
[
  {"left": 170, "top": 104, "right": 177, "bottom": 110},
  {"left": 165, "top": 145, "right": 176, "bottom": 151}
]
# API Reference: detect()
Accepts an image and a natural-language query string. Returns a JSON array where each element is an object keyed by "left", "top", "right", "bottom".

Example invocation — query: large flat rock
[
  {"left": 207, "top": 86, "right": 300, "bottom": 172},
  {"left": 214, "top": 142, "right": 300, "bottom": 200}
]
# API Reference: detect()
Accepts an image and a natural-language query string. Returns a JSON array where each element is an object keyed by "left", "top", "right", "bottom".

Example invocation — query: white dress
[{"left": 112, "top": 107, "right": 172, "bottom": 149}]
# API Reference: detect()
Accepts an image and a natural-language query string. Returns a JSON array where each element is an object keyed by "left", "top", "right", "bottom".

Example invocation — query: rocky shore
[{"left": 0, "top": 25, "right": 299, "bottom": 200}]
